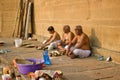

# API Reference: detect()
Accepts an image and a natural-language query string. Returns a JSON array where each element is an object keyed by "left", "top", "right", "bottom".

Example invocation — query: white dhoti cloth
[
  {"left": 48, "top": 40, "right": 61, "bottom": 50},
  {"left": 70, "top": 47, "right": 91, "bottom": 58}
]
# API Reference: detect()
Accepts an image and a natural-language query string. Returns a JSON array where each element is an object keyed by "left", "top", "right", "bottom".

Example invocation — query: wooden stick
[
  {"left": 25, "top": 2, "right": 31, "bottom": 39},
  {"left": 12, "top": 0, "right": 21, "bottom": 37}
]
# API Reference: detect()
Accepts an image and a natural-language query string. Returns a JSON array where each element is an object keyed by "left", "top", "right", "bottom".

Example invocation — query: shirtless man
[
  {"left": 57, "top": 25, "right": 75, "bottom": 53},
  {"left": 66, "top": 25, "right": 91, "bottom": 59},
  {"left": 38, "top": 26, "right": 61, "bottom": 50}
]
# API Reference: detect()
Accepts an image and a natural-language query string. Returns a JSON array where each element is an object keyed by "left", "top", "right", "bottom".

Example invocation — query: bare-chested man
[
  {"left": 57, "top": 25, "right": 75, "bottom": 53},
  {"left": 66, "top": 25, "right": 91, "bottom": 59},
  {"left": 37, "top": 26, "right": 61, "bottom": 50}
]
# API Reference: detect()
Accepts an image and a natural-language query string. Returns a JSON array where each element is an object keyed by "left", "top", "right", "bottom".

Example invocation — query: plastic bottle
[{"left": 43, "top": 49, "right": 51, "bottom": 65}]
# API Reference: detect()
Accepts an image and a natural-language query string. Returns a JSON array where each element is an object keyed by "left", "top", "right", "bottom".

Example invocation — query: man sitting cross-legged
[
  {"left": 66, "top": 25, "right": 91, "bottom": 59},
  {"left": 57, "top": 25, "right": 75, "bottom": 54}
]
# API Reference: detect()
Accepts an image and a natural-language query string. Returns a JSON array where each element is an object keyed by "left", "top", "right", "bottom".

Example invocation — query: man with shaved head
[
  {"left": 66, "top": 25, "right": 91, "bottom": 59},
  {"left": 57, "top": 25, "right": 75, "bottom": 53}
]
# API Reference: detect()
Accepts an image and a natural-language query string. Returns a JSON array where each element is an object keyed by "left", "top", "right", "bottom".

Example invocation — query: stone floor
[{"left": 0, "top": 38, "right": 120, "bottom": 80}]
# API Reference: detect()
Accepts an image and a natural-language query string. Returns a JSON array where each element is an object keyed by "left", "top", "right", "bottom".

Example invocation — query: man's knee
[{"left": 73, "top": 49, "right": 79, "bottom": 55}]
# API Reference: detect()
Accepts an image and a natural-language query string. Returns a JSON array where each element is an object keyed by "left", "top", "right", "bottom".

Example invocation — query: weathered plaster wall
[
  {"left": 34, "top": 0, "right": 120, "bottom": 62},
  {"left": 0, "top": 1, "right": 2, "bottom": 32},
  {"left": 0, "top": 12, "right": 1, "bottom": 32},
  {"left": 0, "top": 0, "right": 19, "bottom": 37}
]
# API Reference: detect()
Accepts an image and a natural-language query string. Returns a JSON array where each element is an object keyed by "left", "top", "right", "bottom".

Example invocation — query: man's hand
[
  {"left": 41, "top": 44, "right": 45, "bottom": 48},
  {"left": 66, "top": 48, "right": 72, "bottom": 56}
]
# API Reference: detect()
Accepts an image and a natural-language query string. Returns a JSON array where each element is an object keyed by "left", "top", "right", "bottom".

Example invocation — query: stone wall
[
  {"left": 0, "top": 1, "right": 2, "bottom": 32},
  {"left": 0, "top": 0, "right": 19, "bottom": 37},
  {"left": 33, "top": 0, "right": 120, "bottom": 63},
  {"left": 0, "top": 0, "right": 34, "bottom": 38},
  {"left": 0, "top": 12, "right": 1, "bottom": 32}
]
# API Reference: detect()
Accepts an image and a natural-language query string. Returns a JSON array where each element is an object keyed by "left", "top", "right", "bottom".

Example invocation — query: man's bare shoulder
[
  {"left": 76, "top": 33, "right": 87, "bottom": 40},
  {"left": 55, "top": 31, "right": 59, "bottom": 34},
  {"left": 68, "top": 31, "right": 74, "bottom": 36},
  {"left": 53, "top": 31, "right": 59, "bottom": 35},
  {"left": 81, "top": 33, "right": 88, "bottom": 37},
  {"left": 81, "top": 33, "right": 90, "bottom": 41}
]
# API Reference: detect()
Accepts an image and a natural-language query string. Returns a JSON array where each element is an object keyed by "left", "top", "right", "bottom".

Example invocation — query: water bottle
[{"left": 43, "top": 49, "right": 51, "bottom": 65}]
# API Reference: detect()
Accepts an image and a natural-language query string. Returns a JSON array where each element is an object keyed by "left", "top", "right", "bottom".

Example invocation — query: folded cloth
[{"left": 35, "top": 70, "right": 63, "bottom": 79}]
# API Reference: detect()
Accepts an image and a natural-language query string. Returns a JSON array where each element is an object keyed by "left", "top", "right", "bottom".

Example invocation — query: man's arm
[
  {"left": 67, "top": 36, "right": 77, "bottom": 49},
  {"left": 66, "top": 36, "right": 77, "bottom": 56},
  {"left": 40, "top": 35, "right": 53, "bottom": 48},
  {"left": 45, "top": 32, "right": 57, "bottom": 45},
  {"left": 44, "top": 35, "right": 52, "bottom": 44},
  {"left": 62, "top": 33, "right": 65, "bottom": 43}
]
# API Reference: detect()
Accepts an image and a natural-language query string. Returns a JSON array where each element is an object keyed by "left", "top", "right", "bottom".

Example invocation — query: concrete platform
[{"left": 0, "top": 38, "right": 120, "bottom": 80}]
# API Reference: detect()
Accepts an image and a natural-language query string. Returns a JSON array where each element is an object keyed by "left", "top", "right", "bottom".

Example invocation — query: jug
[{"left": 14, "top": 38, "right": 22, "bottom": 47}]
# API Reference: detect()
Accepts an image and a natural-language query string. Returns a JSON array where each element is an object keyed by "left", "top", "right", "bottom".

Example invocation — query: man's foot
[
  {"left": 43, "top": 46, "right": 48, "bottom": 50},
  {"left": 36, "top": 46, "right": 43, "bottom": 50},
  {"left": 70, "top": 54, "right": 79, "bottom": 59},
  {"left": 67, "top": 52, "right": 72, "bottom": 57},
  {"left": 61, "top": 49, "right": 66, "bottom": 55}
]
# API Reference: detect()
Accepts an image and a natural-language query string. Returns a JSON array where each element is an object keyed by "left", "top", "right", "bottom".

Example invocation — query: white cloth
[
  {"left": 42, "top": 40, "right": 47, "bottom": 44},
  {"left": 70, "top": 46, "right": 91, "bottom": 58},
  {"left": 48, "top": 40, "right": 61, "bottom": 50},
  {"left": 64, "top": 45, "right": 68, "bottom": 49}
]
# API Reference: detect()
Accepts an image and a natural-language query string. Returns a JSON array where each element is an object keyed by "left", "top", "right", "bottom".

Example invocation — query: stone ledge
[{"left": 92, "top": 47, "right": 120, "bottom": 63}]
